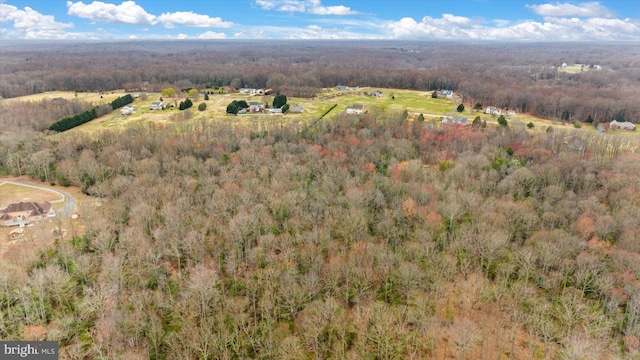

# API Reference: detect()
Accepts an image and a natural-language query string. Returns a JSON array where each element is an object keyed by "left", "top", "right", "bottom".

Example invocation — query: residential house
[
  {"left": 121, "top": 105, "right": 135, "bottom": 115},
  {"left": 370, "top": 90, "right": 383, "bottom": 97},
  {"left": 346, "top": 104, "right": 365, "bottom": 115},
  {"left": 150, "top": 101, "right": 165, "bottom": 110},
  {"left": 249, "top": 102, "right": 265, "bottom": 113},
  {"left": 507, "top": 110, "right": 516, "bottom": 116},
  {"left": 609, "top": 120, "right": 636, "bottom": 131},
  {"left": 289, "top": 105, "right": 304, "bottom": 113},
  {"left": 240, "top": 88, "right": 264, "bottom": 95},
  {"left": 485, "top": 106, "right": 502, "bottom": 116},
  {"left": 1, "top": 201, "right": 56, "bottom": 227},
  {"left": 335, "top": 85, "right": 349, "bottom": 91},
  {"left": 440, "top": 89, "right": 453, "bottom": 96},
  {"left": 442, "top": 117, "right": 468, "bottom": 126}
]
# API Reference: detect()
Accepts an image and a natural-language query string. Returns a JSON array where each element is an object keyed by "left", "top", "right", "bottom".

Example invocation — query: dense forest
[
  {"left": 2, "top": 41, "right": 640, "bottom": 123},
  {"left": 1, "top": 112, "right": 640, "bottom": 358},
  {"left": 2, "top": 41, "right": 640, "bottom": 359}
]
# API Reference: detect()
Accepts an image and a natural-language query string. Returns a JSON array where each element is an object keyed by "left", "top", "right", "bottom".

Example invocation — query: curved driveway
[{"left": 0, "top": 180, "right": 76, "bottom": 217}]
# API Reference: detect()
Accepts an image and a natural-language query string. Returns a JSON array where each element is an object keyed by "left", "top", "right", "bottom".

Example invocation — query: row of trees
[
  {"left": 109, "top": 94, "right": 134, "bottom": 110},
  {"left": 48, "top": 106, "right": 102, "bottom": 133},
  {"left": 2, "top": 110, "right": 640, "bottom": 358},
  {"left": 48, "top": 94, "right": 134, "bottom": 132}
]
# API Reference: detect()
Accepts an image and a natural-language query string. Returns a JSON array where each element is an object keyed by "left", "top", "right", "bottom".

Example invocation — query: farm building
[
  {"left": 346, "top": 104, "right": 365, "bottom": 115},
  {"left": 609, "top": 120, "right": 636, "bottom": 131},
  {"left": 150, "top": 101, "right": 165, "bottom": 110},
  {"left": 121, "top": 105, "right": 135, "bottom": 115},
  {"left": 485, "top": 106, "right": 502, "bottom": 116}
]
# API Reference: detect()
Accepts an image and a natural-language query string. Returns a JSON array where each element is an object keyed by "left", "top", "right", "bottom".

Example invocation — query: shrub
[{"left": 198, "top": 103, "right": 207, "bottom": 111}]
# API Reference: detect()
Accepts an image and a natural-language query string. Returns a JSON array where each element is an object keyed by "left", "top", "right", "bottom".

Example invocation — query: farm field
[
  {"left": 1, "top": 90, "right": 125, "bottom": 105},
  {"left": 7, "top": 88, "right": 635, "bottom": 141},
  {"left": 50, "top": 87, "right": 569, "bottom": 135}
]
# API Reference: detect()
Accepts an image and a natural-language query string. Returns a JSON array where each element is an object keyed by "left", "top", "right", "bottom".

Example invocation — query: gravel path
[{"left": 0, "top": 180, "right": 76, "bottom": 217}]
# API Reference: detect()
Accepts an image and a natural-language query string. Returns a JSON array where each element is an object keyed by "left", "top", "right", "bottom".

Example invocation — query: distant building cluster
[
  {"left": 240, "top": 88, "right": 265, "bottom": 95},
  {"left": 609, "top": 120, "right": 636, "bottom": 131}
]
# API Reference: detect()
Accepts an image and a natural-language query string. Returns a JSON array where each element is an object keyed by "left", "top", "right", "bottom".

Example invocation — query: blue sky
[{"left": 1, "top": 1, "right": 639, "bottom": 41}]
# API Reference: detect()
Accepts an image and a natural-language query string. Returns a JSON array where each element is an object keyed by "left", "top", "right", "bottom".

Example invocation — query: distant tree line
[{"left": 3, "top": 42, "right": 639, "bottom": 124}]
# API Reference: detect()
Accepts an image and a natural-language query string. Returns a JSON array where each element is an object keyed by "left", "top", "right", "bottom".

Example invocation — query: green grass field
[
  {"left": 26, "top": 87, "right": 634, "bottom": 140},
  {"left": 0, "top": 183, "right": 64, "bottom": 209}
]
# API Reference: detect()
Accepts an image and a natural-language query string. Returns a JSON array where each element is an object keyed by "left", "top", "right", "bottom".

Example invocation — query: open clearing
[
  {"left": 557, "top": 63, "right": 601, "bottom": 74},
  {"left": 0, "top": 182, "right": 64, "bottom": 209},
  {"left": 24, "top": 87, "right": 633, "bottom": 139},
  {"left": 2, "top": 90, "right": 126, "bottom": 105},
  {"left": 0, "top": 178, "right": 94, "bottom": 262}
]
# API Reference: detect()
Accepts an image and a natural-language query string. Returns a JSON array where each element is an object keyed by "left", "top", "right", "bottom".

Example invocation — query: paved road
[{"left": 0, "top": 180, "right": 76, "bottom": 217}]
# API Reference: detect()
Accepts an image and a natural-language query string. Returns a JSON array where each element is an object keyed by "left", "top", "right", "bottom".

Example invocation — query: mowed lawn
[
  {"left": 67, "top": 92, "right": 338, "bottom": 133},
  {"left": 317, "top": 88, "right": 458, "bottom": 116},
  {"left": 0, "top": 183, "right": 64, "bottom": 209}
]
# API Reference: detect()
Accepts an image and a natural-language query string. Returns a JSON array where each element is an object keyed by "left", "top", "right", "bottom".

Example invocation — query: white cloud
[
  {"left": 1, "top": 4, "right": 73, "bottom": 30},
  {"left": 0, "top": 4, "right": 92, "bottom": 39},
  {"left": 67, "top": 1, "right": 157, "bottom": 25},
  {"left": 255, "top": 0, "right": 356, "bottom": 15},
  {"left": 157, "top": 11, "right": 234, "bottom": 28},
  {"left": 526, "top": 2, "right": 615, "bottom": 18},
  {"left": 233, "top": 24, "right": 380, "bottom": 40},
  {"left": 385, "top": 13, "right": 640, "bottom": 41},
  {"left": 128, "top": 34, "right": 137, "bottom": 39},
  {"left": 197, "top": 31, "right": 227, "bottom": 39}
]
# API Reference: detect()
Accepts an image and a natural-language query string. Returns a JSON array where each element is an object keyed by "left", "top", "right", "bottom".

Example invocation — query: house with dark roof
[
  {"left": 249, "top": 102, "right": 265, "bottom": 113},
  {"left": 1, "top": 201, "right": 56, "bottom": 227}
]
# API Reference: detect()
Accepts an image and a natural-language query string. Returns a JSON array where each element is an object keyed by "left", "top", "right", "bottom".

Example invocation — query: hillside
[{"left": 1, "top": 112, "right": 640, "bottom": 358}]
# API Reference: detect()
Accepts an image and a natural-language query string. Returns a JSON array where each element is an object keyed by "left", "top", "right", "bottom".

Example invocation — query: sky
[{"left": 1, "top": 0, "right": 639, "bottom": 41}]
